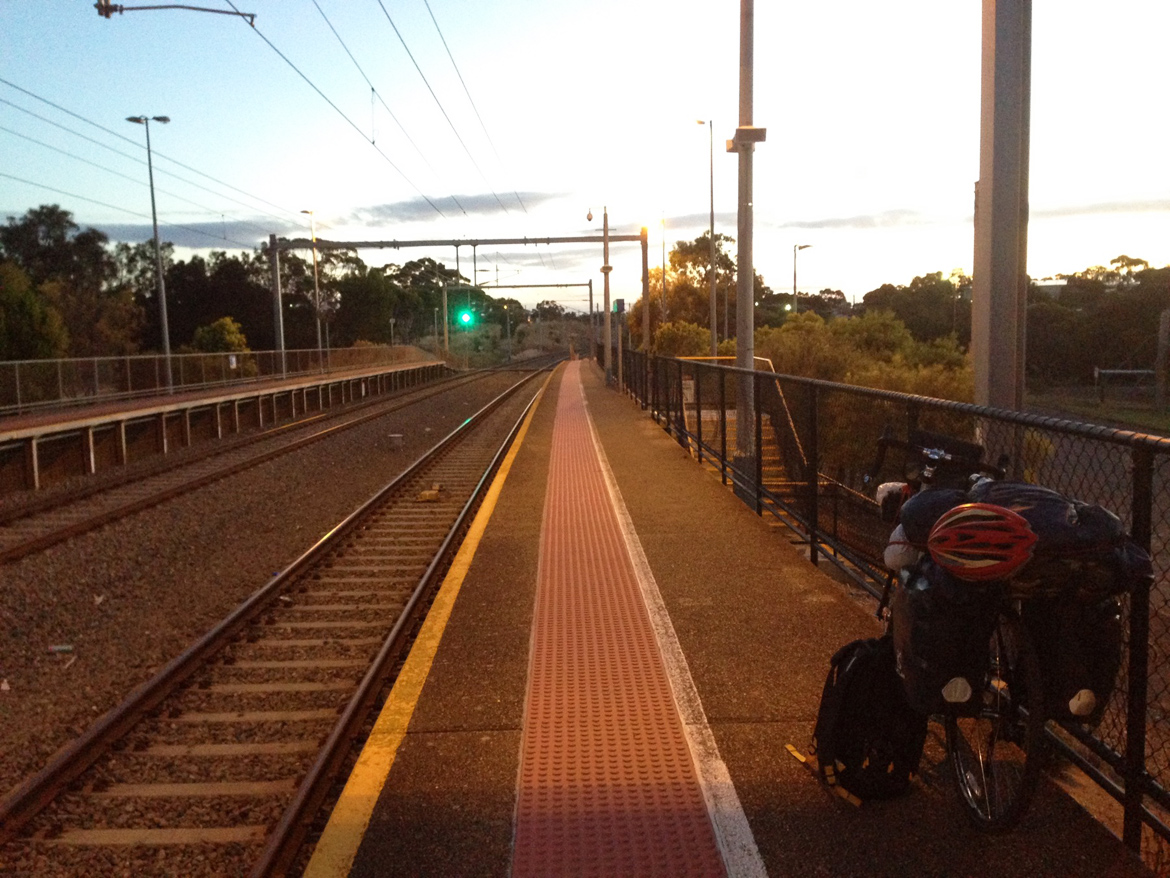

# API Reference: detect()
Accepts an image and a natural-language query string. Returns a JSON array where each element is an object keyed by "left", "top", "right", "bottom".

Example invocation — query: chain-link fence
[{"left": 622, "top": 348, "right": 1170, "bottom": 852}]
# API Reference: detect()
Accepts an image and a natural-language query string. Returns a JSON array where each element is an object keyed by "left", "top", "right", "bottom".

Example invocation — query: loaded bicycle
[{"left": 862, "top": 428, "right": 1150, "bottom": 831}]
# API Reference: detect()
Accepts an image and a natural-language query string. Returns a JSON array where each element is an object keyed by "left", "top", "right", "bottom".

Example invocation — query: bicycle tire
[{"left": 945, "top": 606, "right": 1046, "bottom": 831}]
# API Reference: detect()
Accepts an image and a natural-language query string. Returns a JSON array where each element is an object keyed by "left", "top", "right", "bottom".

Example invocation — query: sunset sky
[{"left": 2, "top": 1, "right": 1167, "bottom": 312}]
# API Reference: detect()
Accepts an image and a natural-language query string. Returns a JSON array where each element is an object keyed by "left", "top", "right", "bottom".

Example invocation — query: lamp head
[
  {"left": 126, "top": 116, "right": 145, "bottom": 124},
  {"left": 152, "top": 116, "right": 170, "bottom": 124},
  {"left": 300, "top": 209, "right": 313, "bottom": 215},
  {"left": 587, "top": 209, "right": 593, "bottom": 222}
]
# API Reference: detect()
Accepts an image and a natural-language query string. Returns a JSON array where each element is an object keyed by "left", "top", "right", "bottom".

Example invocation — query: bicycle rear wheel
[{"left": 944, "top": 607, "right": 1045, "bottom": 831}]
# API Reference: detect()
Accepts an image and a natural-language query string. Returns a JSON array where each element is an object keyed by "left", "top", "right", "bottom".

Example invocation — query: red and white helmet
[{"left": 926, "top": 503, "right": 1038, "bottom": 582}]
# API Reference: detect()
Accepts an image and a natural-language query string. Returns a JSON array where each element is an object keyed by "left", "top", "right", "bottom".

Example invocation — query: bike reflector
[{"left": 926, "top": 503, "right": 1038, "bottom": 582}]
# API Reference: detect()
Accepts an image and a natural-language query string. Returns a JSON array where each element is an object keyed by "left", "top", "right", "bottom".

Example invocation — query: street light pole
[
  {"left": 699, "top": 120, "right": 717, "bottom": 356},
  {"left": 300, "top": 209, "right": 323, "bottom": 355},
  {"left": 793, "top": 243, "right": 811, "bottom": 313},
  {"left": 588, "top": 207, "right": 613, "bottom": 383},
  {"left": 126, "top": 114, "right": 171, "bottom": 390},
  {"left": 504, "top": 303, "right": 511, "bottom": 362}
]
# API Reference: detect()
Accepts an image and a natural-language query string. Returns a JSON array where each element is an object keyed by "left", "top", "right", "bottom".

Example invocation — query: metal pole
[
  {"left": 268, "top": 233, "right": 286, "bottom": 376},
  {"left": 603, "top": 207, "right": 612, "bottom": 383},
  {"left": 442, "top": 283, "right": 449, "bottom": 355},
  {"left": 641, "top": 227, "right": 651, "bottom": 351},
  {"left": 972, "top": 0, "right": 1031, "bottom": 410},
  {"left": 733, "top": 0, "right": 764, "bottom": 461},
  {"left": 588, "top": 279, "right": 595, "bottom": 358},
  {"left": 793, "top": 244, "right": 798, "bottom": 313},
  {"left": 793, "top": 244, "right": 810, "bottom": 313},
  {"left": 706, "top": 119, "right": 717, "bottom": 356},
  {"left": 661, "top": 217, "right": 667, "bottom": 323},
  {"left": 617, "top": 304, "right": 624, "bottom": 390},
  {"left": 301, "top": 210, "right": 323, "bottom": 355},
  {"left": 143, "top": 119, "right": 172, "bottom": 391}
]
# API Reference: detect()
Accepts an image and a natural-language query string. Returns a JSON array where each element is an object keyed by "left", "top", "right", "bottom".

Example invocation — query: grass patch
[{"left": 1027, "top": 386, "right": 1170, "bottom": 436}]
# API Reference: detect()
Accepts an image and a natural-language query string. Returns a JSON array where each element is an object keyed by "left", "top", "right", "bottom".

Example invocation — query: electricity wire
[
  {"left": 0, "top": 95, "right": 297, "bottom": 232},
  {"left": 308, "top": 0, "right": 464, "bottom": 216},
  {"left": 0, "top": 79, "right": 301, "bottom": 224},
  {"left": 0, "top": 171, "right": 256, "bottom": 248},
  {"left": 421, "top": 0, "right": 527, "bottom": 216},
  {"left": 221, "top": 0, "right": 447, "bottom": 218},
  {"left": 372, "top": 0, "right": 509, "bottom": 215},
  {"left": 0, "top": 124, "right": 276, "bottom": 241}
]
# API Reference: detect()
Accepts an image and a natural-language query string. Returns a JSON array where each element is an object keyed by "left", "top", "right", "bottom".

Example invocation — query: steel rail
[
  {"left": 0, "top": 371, "right": 489, "bottom": 563},
  {"left": 0, "top": 367, "right": 549, "bottom": 851},
  {"left": 251, "top": 370, "right": 548, "bottom": 877}
]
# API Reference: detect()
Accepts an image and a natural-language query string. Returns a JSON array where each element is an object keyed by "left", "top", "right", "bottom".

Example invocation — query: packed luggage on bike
[{"left": 812, "top": 428, "right": 1152, "bottom": 831}]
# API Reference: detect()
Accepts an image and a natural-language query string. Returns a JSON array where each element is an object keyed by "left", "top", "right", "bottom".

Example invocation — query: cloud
[
  {"left": 353, "top": 190, "right": 565, "bottom": 224},
  {"left": 1031, "top": 199, "right": 1170, "bottom": 220},
  {"left": 94, "top": 220, "right": 278, "bottom": 250},
  {"left": 763, "top": 209, "right": 939, "bottom": 231}
]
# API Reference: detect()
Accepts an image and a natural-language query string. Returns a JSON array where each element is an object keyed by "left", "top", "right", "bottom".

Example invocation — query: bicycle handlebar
[{"left": 863, "top": 428, "right": 1006, "bottom": 489}]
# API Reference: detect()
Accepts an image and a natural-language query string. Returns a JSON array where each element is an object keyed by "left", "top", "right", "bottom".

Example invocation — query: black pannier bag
[
  {"left": 1022, "top": 593, "right": 1124, "bottom": 724},
  {"left": 890, "top": 558, "right": 999, "bottom": 716},
  {"left": 811, "top": 634, "right": 928, "bottom": 800}
]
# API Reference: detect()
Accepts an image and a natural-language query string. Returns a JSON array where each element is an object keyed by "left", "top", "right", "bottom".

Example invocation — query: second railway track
[
  {"left": 0, "top": 365, "right": 553, "bottom": 877},
  {"left": 0, "top": 368, "right": 518, "bottom": 564}
]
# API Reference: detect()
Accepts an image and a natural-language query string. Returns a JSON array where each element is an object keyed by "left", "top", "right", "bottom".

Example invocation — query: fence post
[
  {"left": 807, "top": 383, "right": 820, "bottom": 565},
  {"left": 651, "top": 355, "right": 659, "bottom": 425},
  {"left": 719, "top": 369, "right": 727, "bottom": 486},
  {"left": 754, "top": 372, "right": 763, "bottom": 515},
  {"left": 1123, "top": 446, "right": 1153, "bottom": 851},
  {"left": 695, "top": 363, "right": 704, "bottom": 464}
]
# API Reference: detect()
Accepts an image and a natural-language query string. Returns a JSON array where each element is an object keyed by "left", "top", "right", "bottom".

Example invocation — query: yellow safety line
[{"left": 303, "top": 373, "right": 553, "bottom": 878}]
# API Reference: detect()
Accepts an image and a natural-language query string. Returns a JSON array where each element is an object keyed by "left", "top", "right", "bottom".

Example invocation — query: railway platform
[
  {"left": 0, "top": 358, "right": 448, "bottom": 495},
  {"left": 303, "top": 359, "right": 1152, "bottom": 878}
]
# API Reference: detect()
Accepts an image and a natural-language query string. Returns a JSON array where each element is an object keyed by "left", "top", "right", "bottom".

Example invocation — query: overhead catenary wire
[
  {"left": 0, "top": 95, "right": 301, "bottom": 234},
  {"left": 221, "top": 0, "right": 447, "bottom": 219},
  {"left": 372, "top": 0, "right": 510, "bottom": 216},
  {"left": 308, "top": 0, "right": 467, "bottom": 216},
  {"left": 0, "top": 171, "right": 255, "bottom": 248},
  {"left": 0, "top": 80, "right": 301, "bottom": 227},
  {"left": 421, "top": 0, "right": 527, "bottom": 216},
  {"left": 0, "top": 124, "right": 276, "bottom": 242}
]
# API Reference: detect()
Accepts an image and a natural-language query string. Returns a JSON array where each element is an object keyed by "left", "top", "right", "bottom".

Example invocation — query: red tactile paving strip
[{"left": 511, "top": 361, "right": 726, "bottom": 878}]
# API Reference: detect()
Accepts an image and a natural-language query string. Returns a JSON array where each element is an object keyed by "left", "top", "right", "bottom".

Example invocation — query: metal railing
[
  {"left": 620, "top": 346, "right": 1170, "bottom": 854},
  {"left": 0, "top": 347, "right": 435, "bottom": 416}
]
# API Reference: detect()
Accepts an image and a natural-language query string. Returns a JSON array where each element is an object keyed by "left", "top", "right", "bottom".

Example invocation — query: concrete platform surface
[{"left": 327, "top": 360, "right": 1150, "bottom": 878}]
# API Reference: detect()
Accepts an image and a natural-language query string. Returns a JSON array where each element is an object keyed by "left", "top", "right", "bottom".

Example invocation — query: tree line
[
  {"left": 3, "top": 204, "right": 1167, "bottom": 395},
  {"left": 0, "top": 205, "right": 557, "bottom": 360}
]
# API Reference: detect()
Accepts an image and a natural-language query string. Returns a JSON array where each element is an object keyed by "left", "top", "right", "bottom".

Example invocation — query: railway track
[
  {"left": 0, "top": 368, "right": 510, "bottom": 564},
  {"left": 0, "top": 366, "right": 551, "bottom": 877}
]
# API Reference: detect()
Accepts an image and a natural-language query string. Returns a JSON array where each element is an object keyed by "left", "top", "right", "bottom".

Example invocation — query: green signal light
[{"left": 459, "top": 310, "right": 473, "bottom": 325}]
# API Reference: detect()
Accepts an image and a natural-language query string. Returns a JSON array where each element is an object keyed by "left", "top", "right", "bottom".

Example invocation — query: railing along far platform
[{"left": 0, "top": 346, "right": 436, "bottom": 416}]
